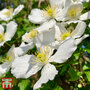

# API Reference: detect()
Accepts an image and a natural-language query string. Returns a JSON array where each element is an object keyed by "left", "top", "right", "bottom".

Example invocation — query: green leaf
[
  {"left": 85, "top": 71, "right": 90, "bottom": 81},
  {"left": 83, "top": 63, "right": 90, "bottom": 71},
  {"left": 60, "top": 64, "right": 68, "bottom": 76},
  {"left": 68, "top": 67, "right": 81, "bottom": 81},
  {"left": 18, "top": 79, "right": 30, "bottom": 90},
  {"left": 54, "top": 85, "right": 63, "bottom": 90}
]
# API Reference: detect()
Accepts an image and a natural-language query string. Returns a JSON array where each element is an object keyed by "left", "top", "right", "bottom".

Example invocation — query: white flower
[
  {"left": 0, "top": 45, "right": 15, "bottom": 76},
  {"left": 22, "top": 20, "right": 56, "bottom": 48},
  {"left": 72, "top": 0, "right": 89, "bottom": 3},
  {"left": 0, "top": 5, "right": 24, "bottom": 21},
  {"left": 0, "top": 42, "right": 33, "bottom": 76},
  {"left": 0, "top": 21, "right": 17, "bottom": 47},
  {"left": 11, "top": 38, "right": 77, "bottom": 89},
  {"left": 55, "top": 21, "right": 89, "bottom": 47},
  {"left": 28, "top": 0, "right": 64, "bottom": 24},
  {"left": 61, "top": 0, "right": 90, "bottom": 23}
]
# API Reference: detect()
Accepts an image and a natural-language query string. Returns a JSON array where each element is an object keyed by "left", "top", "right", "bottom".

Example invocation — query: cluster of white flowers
[{"left": 0, "top": 0, "right": 89, "bottom": 89}]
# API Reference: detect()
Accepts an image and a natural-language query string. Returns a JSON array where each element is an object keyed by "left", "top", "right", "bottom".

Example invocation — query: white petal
[
  {"left": 64, "top": 0, "right": 72, "bottom": 8},
  {"left": 50, "top": 0, "right": 64, "bottom": 8},
  {"left": 0, "top": 41, "right": 6, "bottom": 47},
  {"left": 13, "top": 5, "right": 24, "bottom": 16},
  {"left": 0, "top": 62, "right": 11, "bottom": 76},
  {"left": 49, "top": 38, "right": 77, "bottom": 63},
  {"left": 79, "top": 11, "right": 90, "bottom": 20},
  {"left": 22, "top": 32, "right": 33, "bottom": 43},
  {"left": 28, "top": 9, "right": 46, "bottom": 24},
  {"left": 34, "top": 27, "right": 55, "bottom": 48},
  {"left": 36, "top": 19, "right": 56, "bottom": 33},
  {"left": 71, "top": 21, "right": 86, "bottom": 38},
  {"left": 7, "top": 45, "right": 16, "bottom": 59},
  {"left": 33, "top": 63, "right": 58, "bottom": 89},
  {"left": 0, "top": 25, "right": 4, "bottom": 34},
  {"left": 0, "top": 9, "right": 12, "bottom": 21},
  {"left": 75, "top": 34, "right": 89, "bottom": 45},
  {"left": 11, "top": 55, "right": 42, "bottom": 78},
  {"left": 5, "top": 21, "right": 17, "bottom": 40},
  {"left": 14, "top": 42, "right": 34, "bottom": 56}
]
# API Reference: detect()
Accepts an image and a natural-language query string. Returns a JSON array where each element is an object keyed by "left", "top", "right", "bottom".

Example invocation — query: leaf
[
  {"left": 54, "top": 85, "right": 63, "bottom": 90},
  {"left": 60, "top": 64, "right": 68, "bottom": 76},
  {"left": 18, "top": 79, "right": 30, "bottom": 90},
  {"left": 83, "top": 63, "right": 90, "bottom": 71},
  {"left": 68, "top": 67, "right": 81, "bottom": 81},
  {"left": 85, "top": 71, "right": 90, "bottom": 81}
]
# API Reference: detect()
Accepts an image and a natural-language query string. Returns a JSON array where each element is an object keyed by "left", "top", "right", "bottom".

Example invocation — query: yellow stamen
[
  {"left": 4, "top": 56, "right": 13, "bottom": 62},
  {"left": 61, "top": 32, "right": 70, "bottom": 40},
  {"left": 35, "top": 46, "right": 52, "bottom": 64},
  {"left": 3, "top": 8, "right": 13, "bottom": 17},
  {"left": 0, "top": 33, "right": 4, "bottom": 42},
  {"left": 26, "top": 30, "right": 38, "bottom": 39},
  {"left": 43, "top": 6, "right": 56, "bottom": 18},
  {"left": 67, "top": 7, "right": 82, "bottom": 18}
]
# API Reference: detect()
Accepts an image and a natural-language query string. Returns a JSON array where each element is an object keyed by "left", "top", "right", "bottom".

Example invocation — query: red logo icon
[{"left": 1, "top": 78, "right": 13, "bottom": 89}]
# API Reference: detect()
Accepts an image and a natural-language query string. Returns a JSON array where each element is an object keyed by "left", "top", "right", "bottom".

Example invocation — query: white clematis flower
[
  {"left": 0, "top": 45, "right": 15, "bottom": 76},
  {"left": 0, "top": 21, "right": 17, "bottom": 47},
  {"left": 60, "top": 0, "right": 90, "bottom": 23},
  {"left": 11, "top": 38, "right": 77, "bottom": 89},
  {"left": 0, "top": 42, "right": 33, "bottom": 76},
  {"left": 72, "top": 0, "right": 89, "bottom": 3},
  {"left": 28, "top": 0, "right": 64, "bottom": 24},
  {"left": 0, "top": 5, "right": 24, "bottom": 21},
  {"left": 22, "top": 20, "right": 56, "bottom": 48},
  {"left": 55, "top": 21, "right": 89, "bottom": 47}
]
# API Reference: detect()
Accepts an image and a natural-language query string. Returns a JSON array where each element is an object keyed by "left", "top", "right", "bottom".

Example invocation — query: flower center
[
  {"left": 43, "top": 6, "right": 56, "bottom": 18},
  {"left": 35, "top": 46, "right": 52, "bottom": 64},
  {"left": 26, "top": 30, "right": 38, "bottom": 39},
  {"left": 61, "top": 32, "right": 70, "bottom": 40},
  {"left": 3, "top": 8, "right": 13, "bottom": 18},
  {"left": 4, "top": 56, "right": 13, "bottom": 62},
  {"left": 36, "top": 53, "right": 47, "bottom": 63},
  {"left": 67, "top": 7, "right": 82, "bottom": 19},
  {"left": 0, "top": 33, "right": 4, "bottom": 42}
]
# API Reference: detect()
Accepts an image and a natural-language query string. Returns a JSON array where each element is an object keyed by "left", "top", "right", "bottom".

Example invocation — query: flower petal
[
  {"left": 14, "top": 42, "right": 34, "bottom": 56},
  {"left": 13, "top": 5, "right": 24, "bottom": 16},
  {"left": 71, "top": 21, "right": 86, "bottom": 38},
  {"left": 36, "top": 19, "right": 56, "bottom": 33},
  {"left": 49, "top": 38, "right": 77, "bottom": 63},
  {"left": 33, "top": 63, "right": 58, "bottom": 89},
  {"left": 5, "top": 21, "right": 17, "bottom": 40},
  {"left": 0, "top": 62, "right": 11, "bottom": 76},
  {"left": 75, "top": 34, "right": 89, "bottom": 45},
  {"left": 0, "top": 25, "right": 4, "bottom": 34},
  {"left": 7, "top": 45, "right": 16, "bottom": 59},
  {"left": 28, "top": 9, "right": 46, "bottom": 24},
  {"left": 34, "top": 27, "right": 55, "bottom": 48},
  {"left": 79, "top": 11, "right": 90, "bottom": 20},
  {"left": 11, "top": 55, "right": 42, "bottom": 78},
  {"left": 50, "top": 0, "right": 64, "bottom": 7}
]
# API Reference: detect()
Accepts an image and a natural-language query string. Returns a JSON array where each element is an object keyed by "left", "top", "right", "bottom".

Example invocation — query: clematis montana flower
[
  {"left": 0, "top": 5, "right": 24, "bottom": 21},
  {"left": 55, "top": 21, "right": 89, "bottom": 48},
  {"left": 11, "top": 38, "right": 77, "bottom": 89},
  {"left": 22, "top": 20, "right": 56, "bottom": 48},
  {"left": 28, "top": 0, "right": 64, "bottom": 24},
  {"left": 0, "top": 45, "right": 15, "bottom": 76},
  {"left": 0, "top": 42, "right": 34, "bottom": 76},
  {"left": 0, "top": 21, "right": 17, "bottom": 47},
  {"left": 61, "top": 0, "right": 90, "bottom": 23}
]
